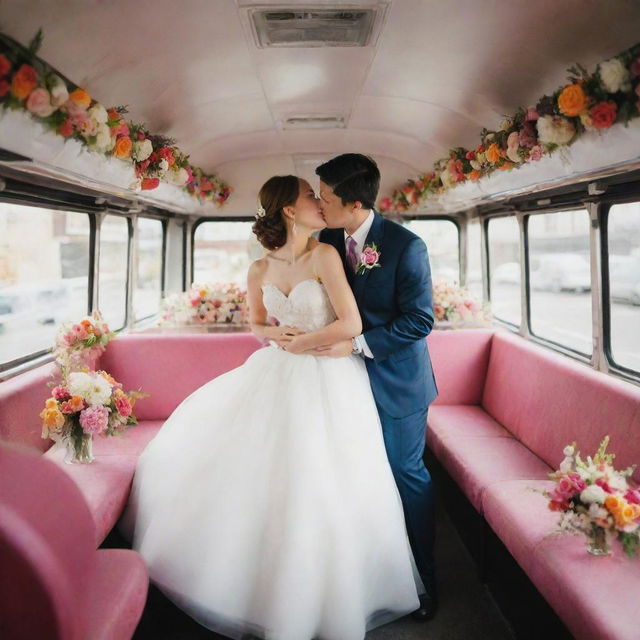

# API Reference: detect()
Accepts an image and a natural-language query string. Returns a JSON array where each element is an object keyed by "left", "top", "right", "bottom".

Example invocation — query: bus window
[
  {"left": 608, "top": 202, "right": 640, "bottom": 373},
  {"left": 0, "top": 203, "right": 89, "bottom": 366},
  {"left": 134, "top": 217, "right": 164, "bottom": 322},
  {"left": 193, "top": 221, "right": 257, "bottom": 287},
  {"left": 488, "top": 216, "right": 520, "bottom": 327},
  {"left": 98, "top": 215, "right": 129, "bottom": 331},
  {"left": 527, "top": 210, "right": 591, "bottom": 355},
  {"left": 404, "top": 219, "right": 459, "bottom": 284}
]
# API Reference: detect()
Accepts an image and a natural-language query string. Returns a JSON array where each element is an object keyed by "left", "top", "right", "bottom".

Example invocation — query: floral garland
[
  {"left": 160, "top": 283, "right": 248, "bottom": 326},
  {"left": 432, "top": 280, "right": 491, "bottom": 327},
  {"left": 0, "top": 30, "right": 231, "bottom": 206},
  {"left": 380, "top": 42, "right": 640, "bottom": 213}
]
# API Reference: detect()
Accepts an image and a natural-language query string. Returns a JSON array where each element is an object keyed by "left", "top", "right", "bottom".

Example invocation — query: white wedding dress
[{"left": 124, "top": 278, "right": 422, "bottom": 640}]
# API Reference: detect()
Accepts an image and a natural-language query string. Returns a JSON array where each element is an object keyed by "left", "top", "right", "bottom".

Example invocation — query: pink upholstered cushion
[
  {"left": 44, "top": 420, "right": 163, "bottom": 545},
  {"left": 427, "top": 329, "right": 494, "bottom": 405},
  {"left": 482, "top": 479, "right": 559, "bottom": 575},
  {"left": 530, "top": 533, "right": 640, "bottom": 640},
  {"left": 99, "top": 333, "right": 263, "bottom": 420},
  {"left": 483, "top": 332, "right": 640, "bottom": 483},
  {"left": 435, "top": 436, "right": 552, "bottom": 512},
  {"left": 427, "top": 405, "right": 513, "bottom": 460},
  {"left": 85, "top": 549, "right": 148, "bottom": 640},
  {"left": 0, "top": 362, "right": 59, "bottom": 452}
]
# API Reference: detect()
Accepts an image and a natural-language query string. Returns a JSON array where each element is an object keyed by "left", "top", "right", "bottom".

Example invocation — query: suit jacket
[{"left": 319, "top": 211, "right": 438, "bottom": 418}]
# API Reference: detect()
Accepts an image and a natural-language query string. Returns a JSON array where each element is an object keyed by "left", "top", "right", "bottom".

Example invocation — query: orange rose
[
  {"left": 486, "top": 143, "right": 502, "bottom": 164},
  {"left": 100, "top": 371, "right": 117, "bottom": 385},
  {"left": 498, "top": 162, "right": 515, "bottom": 171},
  {"left": 605, "top": 495, "right": 624, "bottom": 514},
  {"left": 10, "top": 64, "right": 38, "bottom": 100},
  {"left": 68, "top": 395, "right": 85, "bottom": 412},
  {"left": 68, "top": 88, "right": 91, "bottom": 108},
  {"left": 468, "top": 169, "right": 482, "bottom": 182},
  {"left": 113, "top": 135, "right": 132, "bottom": 159},
  {"left": 558, "top": 84, "right": 587, "bottom": 117}
]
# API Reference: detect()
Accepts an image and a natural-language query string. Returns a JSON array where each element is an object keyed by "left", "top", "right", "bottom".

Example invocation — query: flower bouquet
[
  {"left": 40, "top": 370, "right": 146, "bottom": 463},
  {"left": 160, "top": 283, "right": 248, "bottom": 327},
  {"left": 432, "top": 280, "right": 492, "bottom": 328},
  {"left": 53, "top": 310, "right": 114, "bottom": 372},
  {"left": 545, "top": 437, "right": 640, "bottom": 556}
]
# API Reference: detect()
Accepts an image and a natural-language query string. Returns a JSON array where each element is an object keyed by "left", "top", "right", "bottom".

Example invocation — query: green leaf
[{"left": 28, "top": 29, "right": 44, "bottom": 56}]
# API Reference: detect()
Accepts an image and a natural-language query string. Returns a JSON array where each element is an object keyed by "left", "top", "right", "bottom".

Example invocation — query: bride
[{"left": 124, "top": 175, "right": 423, "bottom": 640}]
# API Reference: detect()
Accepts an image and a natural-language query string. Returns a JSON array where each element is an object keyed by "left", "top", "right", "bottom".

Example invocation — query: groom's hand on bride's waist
[{"left": 314, "top": 339, "right": 353, "bottom": 358}]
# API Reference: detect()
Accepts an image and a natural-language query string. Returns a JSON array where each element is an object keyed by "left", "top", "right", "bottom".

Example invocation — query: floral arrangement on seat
[
  {"left": 379, "top": 41, "right": 640, "bottom": 212},
  {"left": 53, "top": 311, "right": 114, "bottom": 374},
  {"left": 432, "top": 280, "right": 491, "bottom": 327},
  {"left": 0, "top": 30, "right": 231, "bottom": 205},
  {"left": 544, "top": 437, "right": 640, "bottom": 557},
  {"left": 160, "top": 283, "right": 248, "bottom": 327},
  {"left": 40, "top": 370, "right": 145, "bottom": 464}
]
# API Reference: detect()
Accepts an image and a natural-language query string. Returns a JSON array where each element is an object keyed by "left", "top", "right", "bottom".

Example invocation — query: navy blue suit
[{"left": 319, "top": 212, "right": 438, "bottom": 592}]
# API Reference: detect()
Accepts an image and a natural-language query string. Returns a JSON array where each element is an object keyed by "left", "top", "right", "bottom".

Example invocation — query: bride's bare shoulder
[
  {"left": 311, "top": 241, "right": 340, "bottom": 265},
  {"left": 247, "top": 257, "right": 268, "bottom": 284}
]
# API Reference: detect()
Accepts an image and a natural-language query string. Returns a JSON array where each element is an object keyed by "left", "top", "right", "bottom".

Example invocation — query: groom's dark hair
[{"left": 316, "top": 154, "right": 380, "bottom": 209}]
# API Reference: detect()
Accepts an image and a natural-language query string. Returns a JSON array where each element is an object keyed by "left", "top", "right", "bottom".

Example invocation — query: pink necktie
[{"left": 346, "top": 236, "right": 358, "bottom": 272}]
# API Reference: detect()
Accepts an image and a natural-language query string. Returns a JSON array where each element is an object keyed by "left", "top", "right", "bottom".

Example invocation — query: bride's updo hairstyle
[{"left": 252, "top": 175, "right": 299, "bottom": 250}]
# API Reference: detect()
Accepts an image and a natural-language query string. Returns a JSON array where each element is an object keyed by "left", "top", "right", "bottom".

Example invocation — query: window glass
[
  {"left": 98, "top": 215, "right": 129, "bottom": 330},
  {"left": 608, "top": 202, "right": 640, "bottom": 372},
  {"left": 134, "top": 217, "right": 163, "bottom": 321},
  {"left": 193, "top": 221, "right": 257, "bottom": 286},
  {"left": 0, "top": 203, "right": 89, "bottom": 366},
  {"left": 404, "top": 219, "right": 459, "bottom": 283},
  {"left": 527, "top": 210, "right": 591, "bottom": 354},
  {"left": 488, "top": 216, "right": 521, "bottom": 326}
]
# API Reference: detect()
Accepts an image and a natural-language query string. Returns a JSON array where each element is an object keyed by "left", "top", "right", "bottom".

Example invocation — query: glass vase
[
  {"left": 586, "top": 525, "right": 611, "bottom": 556},
  {"left": 63, "top": 432, "right": 94, "bottom": 464}
]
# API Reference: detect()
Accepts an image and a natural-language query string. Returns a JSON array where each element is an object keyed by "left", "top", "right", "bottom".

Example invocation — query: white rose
[
  {"left": 158, "top": 158, "right": 169, "bottom": 174},
  {"left": 132, "top": 139, "right": 153, "bottom": 162},
  {"left": 536, "top": 115, "right": 575, "bottom": 146},
  {"left": 166, "top": 167, "right": 189, "bottom": 186},
  {"left": 92, "top": 123, "right": 114, "bottom": 153},
  {"left": 68, "top": 371, "right": 112, "bottom": 405},
  {"left": 580, "top": 484, "right": 606, "bottom": 504},
  {"left": 87, "top": 103, "right": 108, "bottom": 124},
  {"left": 599, "top": 58, "right": 631, "bottom": 94},
  {"left": 49, "top": 76, "right": 69, "bottom": 107},
  {"left": 588, "top": 503, "right": 608, "bottom": 519},
  {"left": 470, "top": 159, "right": 482, "bottom": 171}
]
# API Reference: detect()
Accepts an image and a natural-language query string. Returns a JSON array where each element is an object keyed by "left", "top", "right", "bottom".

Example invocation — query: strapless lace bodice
[{"left": 262, "top": 278, "right": 336, "bottom": 332}]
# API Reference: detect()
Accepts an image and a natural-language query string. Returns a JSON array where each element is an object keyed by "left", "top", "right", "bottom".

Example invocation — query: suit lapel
[{"left": 351, "top": 211, "right": 385, "bottom": 302}]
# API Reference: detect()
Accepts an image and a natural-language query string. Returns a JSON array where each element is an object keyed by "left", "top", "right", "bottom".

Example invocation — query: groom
[{"left": 314, "top": 153, "right": 438, "bottom": 620}]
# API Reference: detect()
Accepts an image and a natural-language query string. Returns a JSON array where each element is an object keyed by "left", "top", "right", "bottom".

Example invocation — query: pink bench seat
[{"left": 427, "top": 328, "right": 640, "bottom": 640}]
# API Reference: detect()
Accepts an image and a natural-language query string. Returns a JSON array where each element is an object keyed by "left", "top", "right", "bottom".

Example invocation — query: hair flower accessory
[
  {"left": 356, "top": 243, "right": 381, "bottom": 275},
  {"left": 256, "top": 204, "right": 266, "bottom": 219}
]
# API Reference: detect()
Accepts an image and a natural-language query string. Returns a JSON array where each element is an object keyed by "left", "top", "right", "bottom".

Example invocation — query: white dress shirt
[{"left": 344, "top": 210, "right": 375, "bottom": 359}]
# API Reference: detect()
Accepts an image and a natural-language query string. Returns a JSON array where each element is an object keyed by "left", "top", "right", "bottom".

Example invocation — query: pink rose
[
  {"left": 79, "top": 405, "right": 109, "bottom": 435},
  {"left": 518, "top": 121, "right": 537, "bottom": 149},
  {"left": 115, "top": 394, "right": 132, "bottom": 418},
  {"left": 72, "top": 324, "right": 89, "bottom": 340},
  {"left": 624, "top": 489, "right": 640, "bottom": 505},
  {"left": 525, "top": 107, "right": 539, "bottom": 121},
  {"left": 52, "top": 386, "right": 71, "bottom": 401},
  {"left": 26, "top": 87, "right": 56, "bottom": 117},
  {"left": 361, "top": 248, "right": 379, "bottom": 265}
]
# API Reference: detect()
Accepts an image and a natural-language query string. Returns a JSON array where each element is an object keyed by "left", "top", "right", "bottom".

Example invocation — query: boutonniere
[{"left": 356, "top": 243, "right": 381, "bottom": 275}]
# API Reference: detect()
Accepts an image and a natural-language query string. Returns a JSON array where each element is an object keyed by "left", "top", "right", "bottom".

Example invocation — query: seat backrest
[
  {"left": 482, "top": 332, "right": 640, "bottom": 481},
  {"left": 0, "top": 362, "right": 59, "bottom": 452},
  {"left": 427, "top": 329, "right": 494, "bottom": 405},
  {"left": 0, "top": 443, "right": 95, "bottom": 639},
  {"left": 99, "top": 332, "right": 263, "bottom": 420}
]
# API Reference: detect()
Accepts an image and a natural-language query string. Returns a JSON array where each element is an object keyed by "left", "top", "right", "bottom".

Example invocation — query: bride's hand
[{"left": 265, "top": 325, "right": 303, "bottom": 341}]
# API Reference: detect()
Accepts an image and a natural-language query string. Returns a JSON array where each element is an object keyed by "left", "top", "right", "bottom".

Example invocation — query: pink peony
[
  {"left": 52, "top": 386, "right": 71, "bottom": 401},
  {"left": 624, "top": 489, "right": 640, "bottom": 505},
  {"left": 79, "top": 404, "right": 109, "bottom": 435},
  {"left": 26, "top": 87, "right": 56, "bottom": 118},
  {"left": 518, "top": 121, "right": 537, "bottom": 148},
  {"left": 114, "top": 394, "right": 132, "bottom": 418}
]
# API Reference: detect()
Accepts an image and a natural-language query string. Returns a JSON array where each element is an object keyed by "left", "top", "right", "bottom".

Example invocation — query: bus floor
[{"left": 102, "top": 491, "right": 516, "bottom": 640}]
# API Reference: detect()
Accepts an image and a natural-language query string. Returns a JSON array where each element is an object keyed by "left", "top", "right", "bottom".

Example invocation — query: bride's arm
[
  {"left": 246, "top": 260, "right": 301, "bottom": 341},
  {"left": 284, "top": 245, "right": 362, "bottom": 354}
]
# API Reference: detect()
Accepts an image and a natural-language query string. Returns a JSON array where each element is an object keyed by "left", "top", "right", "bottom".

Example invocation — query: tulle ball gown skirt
[{"left": 123, "top": 345, "right": 422, "bottom": 640}]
